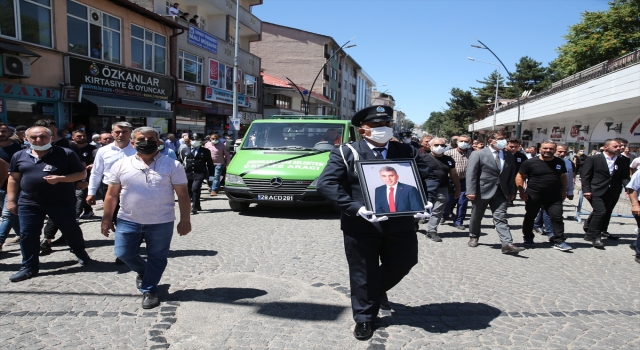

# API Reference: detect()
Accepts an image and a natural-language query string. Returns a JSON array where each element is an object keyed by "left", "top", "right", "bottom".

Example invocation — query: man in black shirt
[
  {"left": 0, "top": 123, "right": 22, "bottom": 249},
  {"left": 71, "top": 130, "right": 96, "bottom": 219},
  {"left": 419, "top": 137, "right": 461, "bottom": 241},
  {"left": 573, "top": 150, "right": 587, "bottom": 177},
  {"left": 507, "top": 138, "right": 528, "bottom": 206},
  {"left": 516, "top": 140, "right": 571, "bottom": 251}
]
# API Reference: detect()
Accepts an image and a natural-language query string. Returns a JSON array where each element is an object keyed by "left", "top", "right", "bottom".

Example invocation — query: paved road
[{"left": 0, "top": 191, "right": 638, "bottom": 349}]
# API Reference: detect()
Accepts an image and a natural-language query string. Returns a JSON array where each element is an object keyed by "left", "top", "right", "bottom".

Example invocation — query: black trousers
[
  {"left": 75, "top": 187, "right": 92, "bottom": 216},
  {"left": 187, "top": 178, "right": 204, "bottom": 209},
  {"left": 343, "top": 229, "right": 418, "bottom": 322},
  {"left": 522, "top": 194, "right": 565, "bottom": 243},
  {"left": 584, "top": 188, "right": 620, "bottom": 238}
]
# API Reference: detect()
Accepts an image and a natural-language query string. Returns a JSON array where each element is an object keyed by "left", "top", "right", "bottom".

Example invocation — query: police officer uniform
[
  {"left": 179, "top": 133, "right": 215, "bottom": 214},
  {"left": 316, "top": 106, "right": 438, "bottom": 340}
]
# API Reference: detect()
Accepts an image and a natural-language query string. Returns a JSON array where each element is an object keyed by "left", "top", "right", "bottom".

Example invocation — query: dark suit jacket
[
  {"left": 179, "top": 146, "right": 215, "bottom": 180},
  {"left": 466, "top": 147, "right": 516, "bottom": 200},
  {"left": 580, "top": 153, "right": 630, "bottom": 196},
  {"left": 316, "top": 140, "right": 439, "bottom": 233},
  {"left": 374, "top": 182, "right": 423, "bottom": 213}
]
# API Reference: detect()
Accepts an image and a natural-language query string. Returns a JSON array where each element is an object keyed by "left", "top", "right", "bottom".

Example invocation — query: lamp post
[
  {"left": 468, "top": 57, "right": 500, "bottom": 131},
  {"left": 231, "top": 0, "right": 241, "bottom": 139},
  {"left": 471, "top": 40, "right": 522, "bottom": 139},
  {"left": 287, "top": 38, "right": 355, "bottom": 115}
]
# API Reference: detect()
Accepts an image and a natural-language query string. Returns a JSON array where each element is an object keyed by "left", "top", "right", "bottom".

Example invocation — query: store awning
[
  {"left": 83, "top": 95, "right": 173, "bottom": 119},
  {"left": 0, "top": 41, "right": 41, "bottom": 57}
]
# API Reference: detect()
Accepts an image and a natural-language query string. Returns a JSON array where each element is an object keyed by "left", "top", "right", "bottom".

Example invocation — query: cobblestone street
[{"left": 1, "top": 191, "right": 638, "bottom": 349}]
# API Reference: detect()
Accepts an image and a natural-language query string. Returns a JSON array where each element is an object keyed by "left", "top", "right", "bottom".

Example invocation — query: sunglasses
[{"left": 433, "top": 144, "right": 446, "bottom": 147}]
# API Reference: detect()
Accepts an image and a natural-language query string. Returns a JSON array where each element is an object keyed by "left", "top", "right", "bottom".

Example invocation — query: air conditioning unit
[
  {"left": 89, "top": 8, "right": 102, "bottom": 25},
  {"left": 2, "top": 54, "right": 31, "bottom": 78}
]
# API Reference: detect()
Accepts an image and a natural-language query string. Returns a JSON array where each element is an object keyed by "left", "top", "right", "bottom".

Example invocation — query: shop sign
[
  {"left": 630, "top": 117, "right": 640, "bottom": 136},
  {"left": 0, "top": 98, "right": 3, "bottom": 113},
  {"left": 569, "top": 125, "right": 579, "bottom": 138},
  {"left": 188, "top": 25, "right": 218, "bottom": 54},
  {"left": 66, "top": 56, "right": 174, "bottom": 101},
  {"left": 550, "top": 133, "right": 563, "bottom": 140},
  {"left": 0, "top": 82, "right": 59, "bottom": 100},
  {"left": 61, "top": 86, "right": 80, "bottom": 102},
  {"left": 204, "top": 87, "right": 249, "bottom": 107}
]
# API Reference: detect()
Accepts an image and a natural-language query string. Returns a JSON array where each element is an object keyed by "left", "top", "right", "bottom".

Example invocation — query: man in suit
[
  {"left": 581, "top": 138, "right": 630, "bottom": 247},
  {"left": 374, "top": 166, "right": 423, "bottom": 213},
  {"left": 179, "top": 133, "right": 215, "bottom": 215},
  {"left": 466, "top": 130, "right": 524, "bottom": 253},
  {"left": 317, "top": 105, "right": 438, "bottom": 341}
]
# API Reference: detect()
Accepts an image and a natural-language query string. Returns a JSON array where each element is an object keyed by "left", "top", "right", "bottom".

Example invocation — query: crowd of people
[{"left": 0, "top": 120, "right": 234, "bottom": 309}]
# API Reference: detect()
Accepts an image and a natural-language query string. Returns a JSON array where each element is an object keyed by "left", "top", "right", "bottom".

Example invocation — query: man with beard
[
  {"left": 516, "top": 141, "right": 571, "bottom": 251},
  {"left": 71, "top": 130, "right": 97, "bottom": 219},
  {"left": 0, "top": 123, "right": 23, "bottom": 250}
]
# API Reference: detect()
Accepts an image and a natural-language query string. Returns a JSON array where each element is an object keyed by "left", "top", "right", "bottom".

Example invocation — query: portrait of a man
[{"left": 374, "top": 166, "right": 424, "bottom": 213}]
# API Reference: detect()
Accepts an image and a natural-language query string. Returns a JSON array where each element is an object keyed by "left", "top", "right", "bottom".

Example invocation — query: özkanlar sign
[{"left": 65, "top": 56, "right": 174, "bottom": 101}]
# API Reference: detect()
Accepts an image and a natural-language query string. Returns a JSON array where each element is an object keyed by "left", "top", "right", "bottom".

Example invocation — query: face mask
[
  {"left": 158, "top": 144, "right": 165, "bottom": 151},
  {"left": 135, "top": 140, "right": 158, "bottom": 155},
  {"left": 31, "top": 143, "right": 52, "bottom": 151},
  {"left": 212, "top": 140, "right": 220, "bottom": 145},
  {"left": 192, "top": 140, "right": 202, "bottom": 148},
  {"left": 402, "top": 138, "right": 411, "bottom": 144},
  {"left": 432, "top": 146, "right": 446, "bottom": 154},
  {"left": 365, "top": 126, "right": 394, "bottom": 144},
  {"left": 458, "top": 142, "right": 470, "bottom": 149},
  {"left": 578, "top": 151, "right": 584, "bottom": 154},
  {"left": 493, "top": 139, "right": 507, "bottom": 149}
]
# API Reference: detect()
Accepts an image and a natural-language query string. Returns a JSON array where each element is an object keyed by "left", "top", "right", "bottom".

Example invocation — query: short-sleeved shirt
[
  {"left": 421, "top": 153, "right": 455, "bottom": 188},
  {"left": 0, "top": 142, "right": 24, "bottom": 190},
  {"left": 513, "top": 152, "right": 528, "bottom": 174},
  {"left": 627, "top": 171, "right": 640, "bottom": 192},
  {"left": 9, "top": 146, "right": 86, "bottom": 206},
  {"left": 519, "top": 157, "right": 567, "bottom": 199},
  {"left": 630, "top": 157, "right": 640, "bottom": 171},
  {"left": 107, "top": 153, "right": 188, "bottom": 225}
]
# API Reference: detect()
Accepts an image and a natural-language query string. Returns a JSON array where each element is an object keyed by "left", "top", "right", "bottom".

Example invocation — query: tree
[
  {"left": 405, "top": 119, "right": 415, "bottom": 130},
  {"left": 423, "top": 88, "right": 479, "bottom": 138},
  {"left": 471, "top": 70, "right": 511, "bottom": 103},
  {"left": 512, "top": 56, "right": 547, "bottom": 95},
  {"left": 555, "top": 0, "right": 640, "bottom": 76}
]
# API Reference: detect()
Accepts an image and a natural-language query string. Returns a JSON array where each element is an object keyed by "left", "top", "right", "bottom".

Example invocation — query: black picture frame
[{"left": 355, "top": 159, "right": 428, "bottom": 217}]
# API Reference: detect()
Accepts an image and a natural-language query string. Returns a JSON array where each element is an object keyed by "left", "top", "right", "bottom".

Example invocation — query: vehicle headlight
[
  {"left": 225, "top": 174, "right": 245, "bottom": 185},
  {"left": 309, "top": 178, "right": 318, "bottom": 187}
]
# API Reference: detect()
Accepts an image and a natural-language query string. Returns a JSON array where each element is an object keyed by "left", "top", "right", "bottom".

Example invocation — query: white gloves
[
  {"left": 413, "top": 202, "right": 433, "bottom": 219},
  {"left": 208, "top": 176, "right": 215, "bottom": 182},
  {"left": 357, "top": 206, "right": 388, "bottom": 223}
]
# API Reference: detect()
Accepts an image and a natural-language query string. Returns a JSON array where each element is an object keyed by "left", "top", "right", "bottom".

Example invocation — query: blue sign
[{"left": 188, "top": 26, "right": 218, "bottom": 54}]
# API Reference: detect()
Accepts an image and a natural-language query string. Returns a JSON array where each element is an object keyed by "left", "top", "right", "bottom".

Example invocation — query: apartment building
[
  {"left": 131, "top": 0, "right": 263, "bottom": 133},
  {"left": 0, "top": 0, "right": 182, "bottom": 134},
  {"left": 356, "top": 69, "right": 376, "bottom": 111}
]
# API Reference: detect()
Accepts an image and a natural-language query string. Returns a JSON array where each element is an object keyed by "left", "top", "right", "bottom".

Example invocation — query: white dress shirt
[
  {"left": 604, "top": 153, "right": 617, "bottom": 175},
  {"left": 386, "top": 184, "right": 398, "bottom": 203},
  {"left": 491, "top": 148, "right": 505, "bottom": 171},
  {"left": 88, "top": 143, "right": 137, "bottom": 196},
  {"left": 364, "top": 140, "right": 389, "bottom": 159}
]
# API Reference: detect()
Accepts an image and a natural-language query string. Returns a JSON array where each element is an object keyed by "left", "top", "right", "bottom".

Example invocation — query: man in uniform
[
  {"left": 179, "top": 133, "right": 215, "bottom": 214},
  {"left": 317, "top": 105, "right": 438, "bottom": 341}
]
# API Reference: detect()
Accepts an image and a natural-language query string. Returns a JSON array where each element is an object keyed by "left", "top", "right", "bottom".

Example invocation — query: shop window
[
  {"left": 131, "top": 24, "right": 166, "bottom": 74},
  {"left": 275, "top": 95, "right": 291, "bottom": 109},
  {"left": 244, "top": 74, "right": 257, "bottom": 98},
  {"left": 5, "top": 99, "right": 55, "bottom": 127},
  {"left": 0, "top": 0, "right": 52, "bottom": 47},
  {"left": 66, "top": 0, "right": 121, "bottom": 64},
  {"left": 178, "top": 50, "right": 203, "bottom": 84}
]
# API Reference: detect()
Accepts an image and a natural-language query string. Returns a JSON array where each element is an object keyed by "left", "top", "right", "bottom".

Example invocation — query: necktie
[
  {"left": 494, "top": 151, "right": 501, "bottom": 171},
  {"left": 388, "top": 187, "right": 396, "bottom": 212},
  {"left": 373, "top": 147, "right": 386, "bottom": 159}
]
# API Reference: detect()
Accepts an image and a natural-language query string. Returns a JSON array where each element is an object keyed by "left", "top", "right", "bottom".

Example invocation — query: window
[
  {"left": 178, "top": 51, "right": 203, "bottom": 84},
  {"left": 300, "top": 101, "right": 309, "bottom": 114},
  {"left": 0, "top": 0, "right": 52, "bottom": 47},
  {"left": 165, "top": 1, "right": 184, "bottom": 16},
  {"left": 275, "top": 94, "right": 291, "bottom": 109},
  {"left": 131, "top": 24, "right": 166, "bottom": 74},
  {"left": 67, "top": 1, "right": 120, "bottom": 63},
  {"left": 244, "top": 74, "right": 257, "bottom": 98},
  {"left": 342, "top": 97, "right": 346, "bottom": 107}
]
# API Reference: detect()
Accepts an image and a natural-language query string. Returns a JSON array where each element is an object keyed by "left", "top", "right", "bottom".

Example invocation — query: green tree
[
  {"left": 471, "top": 70, "right": 515, "bottom": 103},
  {"left": 555, "top": 0, "right": 640, "bottom": 75},
  {"left": 512, "top": 56, "right": 547, "bottom": 95},
  {"left": 424, "top": 88, "right": 479, "bottom": 138},
  {"left": 405, "top": 119, "right": 415, "bottom": 130}
]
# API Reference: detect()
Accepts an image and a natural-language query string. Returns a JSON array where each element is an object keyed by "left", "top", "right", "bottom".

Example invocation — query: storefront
[
  {"left": 64, "top": 56, "right": 174, "bottom": 134},
  {"left": 0, "top": 82, "right": 60, "bottom": 127}
]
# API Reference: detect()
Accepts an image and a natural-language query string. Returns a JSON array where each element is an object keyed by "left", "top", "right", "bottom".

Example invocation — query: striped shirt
[{"left": 444, "top": 148, "right": 472, "bottom": 179}]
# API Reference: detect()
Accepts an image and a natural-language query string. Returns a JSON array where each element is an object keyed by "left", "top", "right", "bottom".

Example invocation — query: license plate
[{"left": 257, "top": 195, "right": 293, "bottom": 201}]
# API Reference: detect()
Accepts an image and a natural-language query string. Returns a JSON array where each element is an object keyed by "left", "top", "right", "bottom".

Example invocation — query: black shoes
[
  {"left": 115, "top": 258, "right": 125, "bottom": 265},
  {"left": 453, "top": 224, "right": 466, "bottom": 231},
  {"left": 353, "top": 322, "right": 374, "bottom": 340},
  {"left": 601, "top": 232, "right": 620, "bottom": 240},
  {"left": 191, "top": 208, "right": 198, "bottom": 215},
  {"left": 635, "top": 257, "right": 640, "bottom": 264},
  {"left": 76, "top": 253, "right": 92, "bottom": 266},
  {"left": 136, "top": 274, "right": 144, "bottom": 289},
  {"left": 592, "top": 237, "right": 604, "bottom": 248},
  {"left": 39, "top": 239, "right": 52, "bottom": 255},
  {"left": 468, "top": 237, "right": 479, "bottom": 247},
  {"left": 50, "top": 236, "right": 67, "bottom": 246},
  {"left": 426, "top": 232, "right": 442, "bottom": 242},
  {"left": 380, "top": 292, "right": 390, "bottom": 311},
  {"left": 142, "top": 292, "right": 160, "bottom": 309},
  {"left": 9, "top": 267, "right": 38, "bottom": 282}
]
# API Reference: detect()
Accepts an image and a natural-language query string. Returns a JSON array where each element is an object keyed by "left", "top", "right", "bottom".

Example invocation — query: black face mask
[{"left": 135, "top": 140, "right": 159, "bottom": 155}]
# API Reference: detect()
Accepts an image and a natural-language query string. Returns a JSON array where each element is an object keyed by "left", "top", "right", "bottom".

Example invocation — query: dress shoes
[
  {"left": 353, "top": 322, "right": 374, "bottom": 340},
  {"left": 380, "top": 292, "right": 390, "bottom": 311},
  {"left": 136, "top": 274, "right": 144, "bottom": 289},
  {"left": 427, "top": 232, "right": 442, "bottom": 242},
  {"left": 115, "top": 257, "right": 125, "bottom": 265},
  {"left": 501, "top": 244, "right": 525, "bottom": 254},
  {"left": 523, "top": 238, "right": 535, "bottom": 248},
  {"left": 76, "top": 253, "right": 92, "bottom": 266},
  {"left": 50, "top": 236, "right": 66, "bottom": 246},
  {"left": 142, "top": 292, "right": 160, "bottom": 309},
  {"left": 601, "top": 232, "right": 619, "bottom": 240},
  {"left": 592, "top": 237, "right": 604, "bottom": 248},
  {"left": 39, "top": 239, "right": 52, "bottom": 255},
  {"left": 9, "top": 268, "right": 38, "bottom": 282},
  {"left": 468, "top": 237, "right": 479, "bottom": 247},
  {"left": 191, "top": 208, "right": 198, "bottom": 215}
]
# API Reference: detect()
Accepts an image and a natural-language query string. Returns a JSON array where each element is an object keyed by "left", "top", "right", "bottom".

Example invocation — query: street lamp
[
  {"left": 471, "top": 40, "right": 522, "bottom": 138},
  {"left": 287, "top": 38, "right": 356, "bottom": 115},
  {"left": 468, "top": 57, "right": 500, "bottom": 130}
]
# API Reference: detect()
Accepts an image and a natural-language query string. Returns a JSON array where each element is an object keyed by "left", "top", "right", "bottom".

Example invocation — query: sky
[{"left": 252, "top": 0, "right": 611, "bottom": 126}]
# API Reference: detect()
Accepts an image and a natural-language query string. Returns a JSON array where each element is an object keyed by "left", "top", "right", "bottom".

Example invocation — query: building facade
[
  {"left": 356, "top": 69, "right": 375, "bottom": 112},
  {"left": 261, "top": 73, "right": 331, "bottom": 117}
]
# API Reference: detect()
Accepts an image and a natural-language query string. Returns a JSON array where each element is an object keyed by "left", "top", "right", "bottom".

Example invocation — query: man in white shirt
[
  {"left": 101, "top": 127, "right": 190, "bottom": 309},
  {"left": 87, "top": 122, "right": 136, "bottom": 226},
  {"left": 625, "top": 171, "right": 640, "bottom": 263},
  {"left": 168, "top": 3, "right": 179, "bottom": 16}
]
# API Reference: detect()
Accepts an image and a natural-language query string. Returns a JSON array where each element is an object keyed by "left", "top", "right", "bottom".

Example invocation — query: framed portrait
[{"left": 356, "top": 159, "right": 428, "bottom": 217}]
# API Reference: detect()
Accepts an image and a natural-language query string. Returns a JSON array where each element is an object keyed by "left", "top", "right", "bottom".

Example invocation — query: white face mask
[
  {"left": 458, "top": 142, "right": 470, "bottom": 149},
  {"left": 432, "top": 146, "right": 446, "bottom": 154},
  {"left": 493, "top": 139, "right": 507, "bottom": 149},
  {"left": 192, "top": 140, "right": 201, "bottom": 148},
  {"left": 402, "top": 138, "right": 411, "bottom": 144},
  {"left": 31, "top": 143, "right": 52, "bottom": 151},
  {"left": 212, "top": 139, "right": 220, "bottom": 145},
  {"left": 158, "top": 144, "right": 165, "bottom": 151},
  {"left": 364, "top": 126, "right": 394, "bottom": 144}
]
